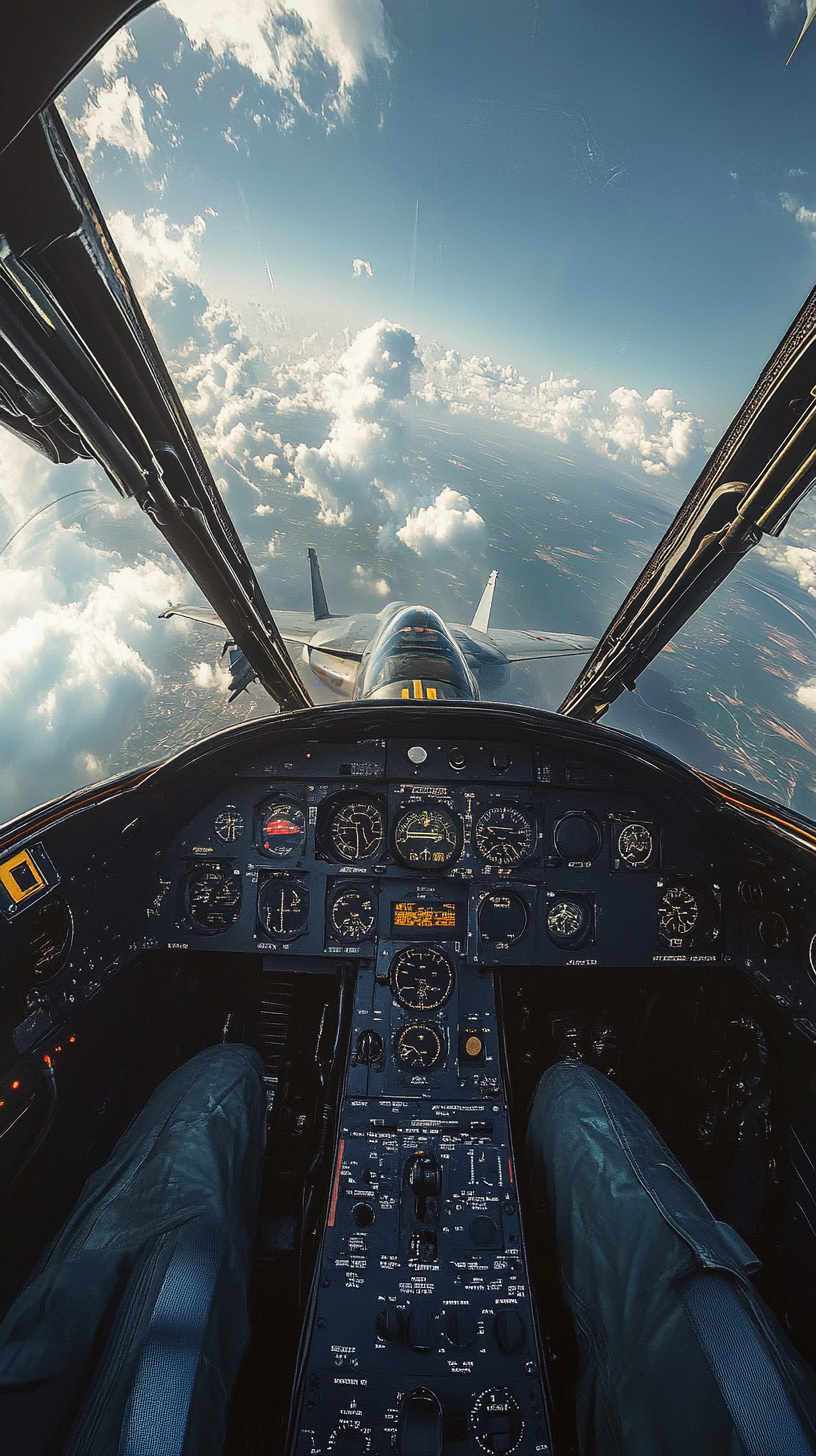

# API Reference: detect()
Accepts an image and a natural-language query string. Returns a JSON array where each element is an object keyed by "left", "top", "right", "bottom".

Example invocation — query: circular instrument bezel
[
  {"left": 478, "top": 890, "right": 529, "bottom": 947},
  {"left": 392, "top": 803, "right": 463, "bottom": 870},
  {"left": 327, "top": 884, "right": 378, "bottom": 942},
  {"left": 324, "top": 795, "right": 386, "bottom": 863},
  {"left": 256, "top": 798, "right": 307, "bottom": 859},
  {"left": 185, "top": 862, "right": 243, "bottom": 934},
  {"left": 616, "top": 821, "right": 654, "bottom": 868},
  {"left": 394, "top": 1022, "right": 445, "bottom": 1070},
  {"left": 17, "top": 896, "right": 73, "bottom": 985},
  {"left": 656, "top": 880, "right": 716, "bottom": 946},
  {"left": 257, "top": 877, "right": 309, "bottom": 941},
  {"left": 545, "top": 895, "right": 592, "bottom": 947},
  {"left": 214, "top": 805, "right": 245, "bottom": 842},
  {"left": 473, "top": 805, "right": 535, "bottom": 867},
  {"left": 553, "top": 811, "right": 602, "bottom": 864},
  {"left": 389, "top": 944, "right": 455, "bottom": 1011}
]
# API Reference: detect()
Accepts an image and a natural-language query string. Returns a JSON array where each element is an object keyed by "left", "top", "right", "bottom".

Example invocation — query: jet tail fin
[
  {"left": 471, "top": 570, "right": 498, "bottom": 633},
  {"left": 308, "top": 547, "right": 332, "bottom": 620}
]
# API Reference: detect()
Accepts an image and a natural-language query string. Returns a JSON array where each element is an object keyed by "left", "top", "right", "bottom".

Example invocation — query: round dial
[
  {"left": 395, "top": 1023, "right": 445, "bottom": 1070},
  {"left": 759, "top": 912, "right": 789, "bottom": 949},
  {"left": 657, "top": 884, "right": 700, "bottom": 939},
  {"left": 257, "top": 879, "right": 309, "bottom": 940},
  {"left": 214, "top": 805, "right": 244, "bottom": 842},
  {"left": 474, "top": 806, "right": 534, "bottom": 866},
  {"left": 471, "top": 1389, "right": 523, "bottom": 1456},
  {"left": 258, "top": 800, "right": 306, "bottom": 858},
  {"left": 186, "top": 864, "right": 242, "bottom": 933},
  {"left": 389, "top": 945, "right": 455, "bottom": 1011},
  {"left": 617, "top": 822, "right": 653, "bottom": 867},
  {"left": 19, "top": 897, "right": 73, "bottom": 983},
  {"left": 328, "top": 887, "right": 377, "bottom": 942},
  {"left": 326, "top": 798, "right": 384, "bottom": 862},
  {"left": 478, "top": 891, "right": 529, "bottom": 946},
  {"left": 393, "top": 805, "right": 462, "bottom": 869},
  {"left": 546, "top": 896, "right": 591, "bottom": 946},
  {"left": 554, "top": 812, "right": 602, "bottom": 863}
]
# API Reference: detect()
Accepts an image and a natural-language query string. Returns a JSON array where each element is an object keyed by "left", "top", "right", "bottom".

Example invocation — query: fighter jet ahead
[{"left": 161, "top": 549, "right": 596, "bottom": 703}]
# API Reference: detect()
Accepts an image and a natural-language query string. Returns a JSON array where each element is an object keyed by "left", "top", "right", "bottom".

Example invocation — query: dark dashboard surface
[{"left": 2, "top": 703, "right": 816, "bottom": 1073}]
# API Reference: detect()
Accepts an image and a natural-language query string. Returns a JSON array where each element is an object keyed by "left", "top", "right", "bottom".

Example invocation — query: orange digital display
[{"left": 391, "top": 901, "right": 465, "bottom": 936}]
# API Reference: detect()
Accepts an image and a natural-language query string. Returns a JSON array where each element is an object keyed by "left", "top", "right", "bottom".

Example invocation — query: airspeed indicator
[{"left": 474, "top": 805, "right": 534, "bottom": 866}]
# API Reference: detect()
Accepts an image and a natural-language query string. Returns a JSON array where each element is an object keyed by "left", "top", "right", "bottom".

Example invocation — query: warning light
[
  {"left": 69, "top": 1035, "right": 76, "bottom": 1044},
  {"left": 11, "top": 1080, "right": 20, "bottom": 1090},
  {"left": 44, "top": 1055, "right": 51, "bottom": 1066}
]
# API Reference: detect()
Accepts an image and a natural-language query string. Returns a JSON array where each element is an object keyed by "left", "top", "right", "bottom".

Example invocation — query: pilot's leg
[
  {"left": 0, "top": 1042, "right": 266, "bottom": 1456},
  {"left": 526, "top": 1060, "right": 816, "bottom": 1456}
]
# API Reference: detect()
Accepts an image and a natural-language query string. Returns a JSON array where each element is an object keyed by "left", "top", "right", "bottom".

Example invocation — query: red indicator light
[
  {"left": 265, "top": 819, "right": 299, "bottom": 836},
  {"left": 55, "top": 1046, "right": 61, "bottom": 1053},
  {"left": 11, "top": 1080, "right": 20, "bottom": 1090},
  {"left": 508, "top": 1157, "right": 514, "bottom": 1185},
  {"left": 68, "top": 1035, "right": 76, "bottom": 1044},
  {"left": 44, "top": 1055, "right": 51, "bottom": 1066}
]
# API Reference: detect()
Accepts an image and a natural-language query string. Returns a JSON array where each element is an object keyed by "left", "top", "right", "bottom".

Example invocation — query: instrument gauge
[
  {"left": 395, "top": 1023, "right": 445, "bottom": 1070},
  {"left": 393, "top": 805, "right": 462, "bottom": 869},
  {"left": 554, "top": 812, "right": 602, "bottom": 863},
  {"left": 478, "top": 891, "right": 529, "bottom": 947},
  {"left": 546, "top": 895, "right": 591, "bottom": 947},
  {"left": 19, "top": 897, "right": 73, "bottom": 983},
  {"left": 657, "top": 884, "right": 700, "bottom": 940},
  {"left": 186, "top": 863, "right": 242, "bottom": 934},
  {"left": 257, "top": 800, "right": 306, "bottom": 859},
  {"left": 389, "top": 945, "right": 455, "bottom": 1011},
  {"left": 328, "top": 886, "right": 377, "bottom": 942},
  {"left": 214, "top": 805, "right": 244, "bottom": 842},
  {"left": 326, "top": 797, "right": 385, "bottom": 862},
  {"left": 257, "top": 879, "right": 309, "bottom": 940},
  {"left": 617, "top": 822, "right": 654, "bottom": 867},
  {"left": 474, "top": 806, "right": 534, "bottom": 866}
]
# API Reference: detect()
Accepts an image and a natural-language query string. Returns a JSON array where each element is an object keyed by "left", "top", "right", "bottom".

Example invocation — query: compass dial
[
  {"left": 326, "top": 798, "right": 384, "bottom": 862},
  {"left": 389, "top": 945, "right": 455, "bottom": 1011},
  {"left": 395, "top": 1023, "right": 445, "bottom": 1070},
  {"left": 393, "top": 805, "right": 462, "bottom": 869},
  {"left": 546, "top": 896, "right": 591, "bottom": 947},
  {"left": 474, "top": 806, "right": 534, "bottom": 866},
  {"left": 186, "top": 863, "right": 242, "bottom": 934},
  {"left": 257, "top": 879, "right": 309, "bottom": 940},
  {"left": 214, "top": 805, "right": 244, "bottom": 842},
  {"left": 617, "top": 822, "right": 654, "bottom": 867},
  {"left": 657, "top": 884, "right": 700, "bottom": 940},
  {"left": 257, "top": 800, "right": 306, "bottom": 858},
  {"left": 478, "top": 890, "right": 529, "bottom": 946},
  {"left": 328, "top": 886, "right": 377, "bottom": 942}
]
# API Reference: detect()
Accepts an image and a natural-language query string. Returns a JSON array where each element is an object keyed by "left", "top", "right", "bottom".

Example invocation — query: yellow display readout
[
  {"left": 393, "top": 901, "right": 460, "bottom": 930},
  {"left": 0, "top": 848, "right": 47, "bottom": 905}
]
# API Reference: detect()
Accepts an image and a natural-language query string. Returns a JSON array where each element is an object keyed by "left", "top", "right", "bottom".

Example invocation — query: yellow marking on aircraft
[
  {"left": 413, "top": 679, "right": 423, "bottom": 699},
  {"left": 426, "top": 687, "right": 437, "bottom": 699},
  {"left": 401, "top": 688, "right": 410, "bottom": 698}
]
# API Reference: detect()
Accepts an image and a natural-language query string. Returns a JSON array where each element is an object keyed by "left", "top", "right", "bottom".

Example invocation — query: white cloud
[
  {"left": 781, "top": 190, "right": 816, "bottom": 239},
  {"left": 767, "top": 0, "right": 802, "bottom": 32},
  {"left": 352, "top": 258, "right": 373, "bottom": 277},
  {"left": 291, "top": 318, "right": 421, "bottom": 524},
  {"left": 192, "top": 658, "right": 231, "bottom": 690},
  {"left": 353, "top": 562, "right": 389, "bottom": 594},
  {"left": 396, "top": 486, "right": 487, "bottom": 557},
  {"left": 74, "top": 75, "right": 153, "bottom": 162},
  {"left": 95, "top": 26, "right": 138, "bottom": 78},
  {"left": 797, "top": 678, "right": 816, "bottom": 711},
  {"left": 777, "top": 544, "right": 816, "bottom": 596},
  {"left": 162, "top": 0, "right": 392, "bottom": 120},
  {"left": 107, "top": 208, "right": 206, "bottom": 299},
  {"left": 419, "top": 344, "right": 703, "bottom": 477},
  {"left": 0, "top": 553, "right": 187, "bottom": 817}
]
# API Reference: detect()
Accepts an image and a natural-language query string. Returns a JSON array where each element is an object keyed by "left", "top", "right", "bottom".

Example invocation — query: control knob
[
  {"left": 494, "top": 1309, "right": 526, "bottom": 1354},
  {"left": 397, "top": 1388, "right": 443, "bottom": 1456},
  {"left": 445, "top": 1306, "right": 477, "bottom": 1348},
  {"left": 407, "top": 1152, "right": 442, "bottom": 1221}
]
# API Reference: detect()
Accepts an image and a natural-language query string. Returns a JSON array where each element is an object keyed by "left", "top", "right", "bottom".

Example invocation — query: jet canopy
[{"left": 360, "top": 607, "right": 478, "bottom": 702}]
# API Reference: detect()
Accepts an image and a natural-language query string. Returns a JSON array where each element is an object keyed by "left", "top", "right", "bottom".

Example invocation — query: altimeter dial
[
  {"left": 393, "top": 805, "right": 462, "bottom": 869},
  {"left": 328, "top": 886, "right": 377, "bottom": 942},
  {"left": 546, "top": 896, "right": 591, "bottom": 947},
  {"left": 474, "top": 806, "right": 534, "bottom": 866},
  {"left": 389, "top": 945, "right": 455, "bottom": 1011},
  {"left": 186, "top": 863, "right": 242, "bottom": 934},
  {"left": 617, "top": 822, "right": 654, "bottom": 867},
  {"left": 657, "top": 884, "right": 700, "bottom": 940},
  {"left": 395, "top": 1023, "right": 445, "bottom": 1070},
  {"left": 326, "top": 798, "right": 385, "bottom": 862}
]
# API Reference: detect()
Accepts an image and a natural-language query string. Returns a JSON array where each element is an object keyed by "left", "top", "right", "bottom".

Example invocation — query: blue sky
[{"left": 3, "top": 0, "right": 816, "bottom": 821}]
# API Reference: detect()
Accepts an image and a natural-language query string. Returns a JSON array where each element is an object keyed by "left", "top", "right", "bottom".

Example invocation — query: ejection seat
[{"left": 0, "top": 1043, "right": 266, "bottom": 1456}]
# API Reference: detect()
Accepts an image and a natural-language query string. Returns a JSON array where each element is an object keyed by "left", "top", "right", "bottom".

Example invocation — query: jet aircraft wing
[
  {"left": 479, "top": 628, "right": 598, "bottom": 662},
  {"left": 559, "top": 277, "right": 816, "bottom": 723}
]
